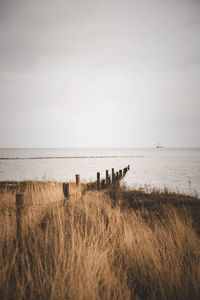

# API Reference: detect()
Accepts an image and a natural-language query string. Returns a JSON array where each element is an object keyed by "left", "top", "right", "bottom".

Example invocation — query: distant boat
[{"left": 156, "top": 143, "right": 164, "bottom": 148}]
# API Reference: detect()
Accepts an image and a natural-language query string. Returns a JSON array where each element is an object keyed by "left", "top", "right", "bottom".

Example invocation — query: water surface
[{"left": 0, "top": 148, "right": 199, "bottom": 196}]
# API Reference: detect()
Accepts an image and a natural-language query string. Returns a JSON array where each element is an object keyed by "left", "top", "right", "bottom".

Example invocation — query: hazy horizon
[
  {"left": 0, "top": 146, "right": 200, "bottom": 150},
  {"left": 0, "top": 0, "right": 200, "bottom": 148}
]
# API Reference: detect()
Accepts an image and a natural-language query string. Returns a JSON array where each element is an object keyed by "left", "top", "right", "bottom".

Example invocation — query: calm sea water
[{"left": 0, "top": 148, "right": 200, "bottom": 196}]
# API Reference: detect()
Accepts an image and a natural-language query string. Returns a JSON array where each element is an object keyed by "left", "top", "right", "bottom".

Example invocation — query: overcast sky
[{"left": 0, "top": 0, "right": 200, "bottom": 147}]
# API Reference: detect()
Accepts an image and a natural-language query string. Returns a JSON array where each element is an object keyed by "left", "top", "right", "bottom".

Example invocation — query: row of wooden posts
[
  {"left": 97, "top": 165, "right": 130, "bottom": 191},
  {"left": 15, "top": 165, "right": 130, "bottom": 252},
  {"left": 63, "top": 165, "right": 130, "bottom": 197}
]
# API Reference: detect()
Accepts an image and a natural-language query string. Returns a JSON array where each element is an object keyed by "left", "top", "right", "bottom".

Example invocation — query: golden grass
[{"left": 0, "top": 182, "right": 200, "bottom": 300}]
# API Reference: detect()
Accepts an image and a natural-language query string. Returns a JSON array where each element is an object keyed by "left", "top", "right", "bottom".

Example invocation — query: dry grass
[{"left": 0, "top": 182, "right": 200, "bottom": 300}]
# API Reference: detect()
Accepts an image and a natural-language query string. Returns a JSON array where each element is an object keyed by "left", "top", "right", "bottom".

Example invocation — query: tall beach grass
[{"left": 0, "top": 182, "right": 200, "bottom": 300}]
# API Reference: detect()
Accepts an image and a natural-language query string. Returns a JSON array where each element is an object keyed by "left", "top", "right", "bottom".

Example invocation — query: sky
[{"left": 0, "top": 0, "right": 200, "bottom": 148}]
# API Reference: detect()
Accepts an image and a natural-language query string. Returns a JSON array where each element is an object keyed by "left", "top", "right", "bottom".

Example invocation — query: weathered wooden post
[
  {"left": 16, "top": 194, "right": 24, "bottom": 253},
  {"left": 119, "top": 170, "right": 122, "bottom": 178},
  {"left": 106, "top": 170, "right": 109, "bottom": 186},
  {"left": 76, "top": 174, "right": 80, "bottom": 185},
  {"left": 108, "top": 175, "right": 111, "bottom": 186},
  {"left": 116, "top": 171, "right": 119, "bottom": 181},
  {"left": 128, "top": 165, "right": 130, "bottom": 170},
  {"left": 123, "top": 168, "right": 126, "bottom": 177},
  {"left": 63, "top": 183, "right": 70, "bottom": 204},
  {"left": 101, "top": 179, "right": 105, "bottom": 189},
  {"left": 97, "top": 172, "right": 100, "bottom": 191},
  {"left": 112, "top": 168, "right": 115, "bottom": 183},
  {"left": 114, "top": 173, "right": 116, "bottom": 183}
]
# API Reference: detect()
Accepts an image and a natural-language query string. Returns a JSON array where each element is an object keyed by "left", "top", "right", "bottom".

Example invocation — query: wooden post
[
  {"left": 75, "top": 174, "right": 80, "bottom": 185},
  {"left": 123, "top": 168, "right": 126, "bottom": 177},
  {"left": 16, "top": 194, "right": 24, "bottom": 253},
  {"left": 112, "top": 168, "right": 115, "bottom": 183},
  {"left": 106, "top": 170, "right": 109, "bottom": 186},
  {"left": 119, "top": 170, "right": 122, "bottom": 178},
  {"left": 108, "top": 175, "right": 111, "bottom": 186},
  {"left": 128, "top": 165, "right": 130, "bottom": 170},
  {"left": 113, "top": 173, "right": 116, "bottom": 183},
  {"left": 101, "top": 179, "right": 105, "bottom": 189},
  {"left": 97, "top": 172, "right": 100, "bottom": 191},
  {"left": 116, "top": 171, "right": 119, "bottom": 181},
  {"left": 63, "top": 183, "right": 70, "bottom": 203}
]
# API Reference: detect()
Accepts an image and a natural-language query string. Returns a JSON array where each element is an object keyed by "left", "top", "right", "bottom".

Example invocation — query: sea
[{"left": 0, "top": 148, "right": 200, "bottom": 197}]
